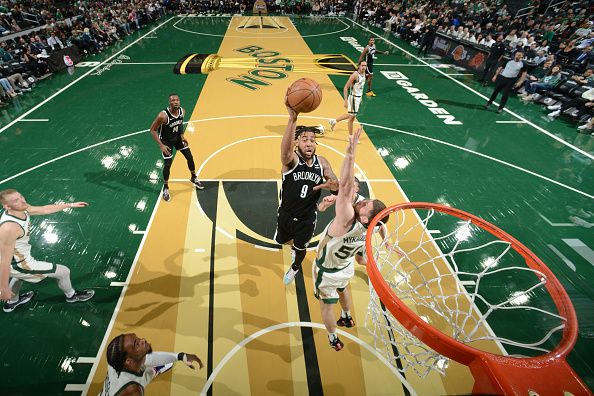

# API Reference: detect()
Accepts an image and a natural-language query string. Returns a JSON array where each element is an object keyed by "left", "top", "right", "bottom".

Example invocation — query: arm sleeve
[{"left": 143, "top": 352, "right": 179, "bottom": 367}]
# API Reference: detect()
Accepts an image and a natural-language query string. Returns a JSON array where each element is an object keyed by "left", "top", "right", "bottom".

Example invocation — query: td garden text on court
[
  {"left": 227, "top": 45, "right": 293, "bottom": 90},
  {"left": 381, "top": 71, "right": 463, "bottom": 125}
]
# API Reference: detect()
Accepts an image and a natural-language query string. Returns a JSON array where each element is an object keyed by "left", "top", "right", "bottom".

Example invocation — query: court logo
[
  {"left": 381, "top": 71, "right": 462, "bottom": 125},
  {"left": 340, "top": 37, "right": 365, "bottom": 52},
  {"left": 227, "top": 45, "right": 293, "bottom": 90}
]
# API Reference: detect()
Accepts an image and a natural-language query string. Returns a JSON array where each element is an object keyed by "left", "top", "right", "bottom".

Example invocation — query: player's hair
[
  {"left": 369, "top": 199, "right": 389, "bottom": 226},
  {"left": 0, "top": 189, "right": 18, "bottom": 204},
  {"left": 106, "top": 334, "right": 128, "bottom": 376},
  {"left": 169, "top": 93, "right": 179, "bottom": 99},
  {"left": 295, "top": 125, "right": 318, "bottom": 140}
]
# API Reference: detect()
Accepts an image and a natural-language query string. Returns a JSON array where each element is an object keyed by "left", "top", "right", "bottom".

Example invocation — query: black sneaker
[
  {"left": 3, "top": 291, "right": 35, "bottom": 313},
  {"left": 162, "top": 188, "right": 171, "bottom": 202},
  {"left": 191, "top": 176, "right": 205, "bottom": 190},
  {"left": 329, "top": 336, "right": 344, "bottom": 351},
  {"left": 66, "top": 289, "right": 95, "bottom": 303},
  {"left": 337, "top": 315, "right": 355, "bottom": 328}
]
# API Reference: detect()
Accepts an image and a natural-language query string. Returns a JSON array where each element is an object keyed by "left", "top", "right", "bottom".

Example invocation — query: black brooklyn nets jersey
[
  {"left": 280, "top": 155, "right": 324, "bottom": 218},
  {"left": 365, "top": 44, "right": 376, "bottom": 64},
  {"left": 159, "top": 107, "right": 184, "bottom": 141}
]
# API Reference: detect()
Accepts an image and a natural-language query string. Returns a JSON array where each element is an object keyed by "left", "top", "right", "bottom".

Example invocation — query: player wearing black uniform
[
  {"left": 278, "top": 104, "right": 338, "bottom": 285},
  {"left": 359, "top": 38, "right": 388, "bottom": 97},
  {"left": 150, "top": 93, "right": 204, "bottom": 202}
]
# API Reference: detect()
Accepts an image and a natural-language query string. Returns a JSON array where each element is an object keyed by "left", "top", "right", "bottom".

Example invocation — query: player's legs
[
  {"left": 45, "top": 264, "right": 95, "bottom": 302},
  {"left": 3, "top": 278, "right": 35, "bottom": 313},
  {"left": 347, "top": 115, "right": 355, "bottom": 136},
  {"left": 178, "top": 145, "right": 204, "bottom": 189},
  {"left": 161, "top": 141, "right": 175, "bottom": 201},
  {"left": 336, "top": 287, "right": 355, "bottom": 327},
  {"left": 283, "top": 213, "right": 316, "bottom": 285}
]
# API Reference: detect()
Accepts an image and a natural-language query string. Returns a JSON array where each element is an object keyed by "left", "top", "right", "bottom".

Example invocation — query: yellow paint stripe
[{"left": 179, "top": 53, "right": 198, "bottom": 75}]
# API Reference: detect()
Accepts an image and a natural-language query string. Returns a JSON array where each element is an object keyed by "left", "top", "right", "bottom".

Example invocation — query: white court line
[
  {"left": 200, "top": 321, "right": 416, "bottom": 396},
  {"left": 82, "top": 192, "right": 163, "bottom": 396},
  {"left": 428, "top": 229, "right": 441, "bottom": 234},
  {"left": 496, "top": 120, "right": 527, "bottom": 124},
  {"left": 447, "top": 73, "right": 473, "bottom": 76},
  {"left": 563, "top": 239, "right": 594, "bottom": 266},
  {"left": 547, "top": 244, "right": 576, "bottom": 272},
  {"left": 346, "top": 17, "right": 594, "bottom": 162},
  {"left": 2, "top": 114, "right": 592, "bottom": 200},
  {"left": 19, "top": 118, "right": 49, "bottom": 122},
  {"left": 75, "top": 357, "right": 96, "bottom": 364},
  {"left": 194, "top": 248, "right": 206, "bottom": 253},
  {"left": 375, "top": 63, "right": 433, "bottom": 67},
  {"left": 132, "top": 230, "right": 146, "bottom": 235},
  {"left": 460, "top": 280, "right": 477, "bottom": 286},
  {"left": 0, "top": 16, "right": 176, "bottom": 135},
  {"left": 216, "top": 226, "right": 234, "bottom": 239},
  {"left": 537, "top": 211, "right": 585, "bottom": 227},
  {"left": 172, "top": 15, "right": 351, "bottom": 38},
  {"left": 254, "top": 245, "right": 279, "bottom": 251},
  {"left": 116, "top": 62, "right": 176, "bottom": 65},
  {"left": 110, "top": 281, "right": 127, "bottom": 287},
  {"left": 65, "top": 384, "right": 85, "bottom": 392}
]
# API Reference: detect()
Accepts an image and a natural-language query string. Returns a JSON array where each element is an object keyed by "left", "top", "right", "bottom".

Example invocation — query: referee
[{"left": 484, "top": 51, "right": 527, "bottom": 114}]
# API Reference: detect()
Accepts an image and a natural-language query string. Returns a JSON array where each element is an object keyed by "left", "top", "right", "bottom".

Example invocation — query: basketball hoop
[{"left": 365, "top": 202, "right": 592, "bottom": 395}]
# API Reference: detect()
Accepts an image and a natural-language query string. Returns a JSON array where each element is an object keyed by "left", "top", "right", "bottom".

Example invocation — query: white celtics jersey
[
  {"left": 0, "top": 210, "right": 32, "bottom": 264},
  {"left": 350, "top": 72, "right": 365, "bottom": 97},
  {"left": 99, "top": 365, "right": 156, "bottom": 396},
  {"left": 315, "top": 219, "right": 367, "bottom": 270}
]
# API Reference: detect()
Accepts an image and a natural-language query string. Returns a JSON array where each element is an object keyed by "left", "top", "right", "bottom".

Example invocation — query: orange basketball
[{"left": 285, "top": 78, "right": 322, "bottom": 113}]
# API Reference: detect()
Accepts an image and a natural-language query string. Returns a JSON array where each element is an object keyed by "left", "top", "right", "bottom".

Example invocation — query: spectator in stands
[
  {"left": 479, "top": 35, "right": 506, "bottom": 86},
  {"left": 479, "top": 34, "right": 495, "bottom": 48},
  {"left": 47, "top": 32, "right": 65, "bottom": 51},
  {"left": 574, "top": 46, "right": 594, "bottom": 72},
  {"left": 418, "top": 19, "right": 437, "bottom": 57},
  {"left": 548, "top": 87, "right": 594, "bottom": 124},
  {"left": 519, "top": 65, "right": 563, "bottom": 101},
  {"left": 570, "top": 68, "right": 594, "bottom": 86}
]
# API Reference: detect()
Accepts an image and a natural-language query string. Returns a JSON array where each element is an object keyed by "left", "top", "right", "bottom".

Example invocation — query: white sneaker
[
  {"left": 577, "top": 124, "right": 591, "bottom": 130},
  {"left": 317, "top": 124, "right": 325, "bottom": 135},
  {"left": 329, "top": 119, "right": 336, "bottom": 131},
  {"left": 548, "top": 110, "right": 561, "bottom": 117},
  {"left": 547, "top": 104, "right": 561, "bottom": 110},
  {"left": 283, "top": 267, "right": 299, "bottom": 285}
]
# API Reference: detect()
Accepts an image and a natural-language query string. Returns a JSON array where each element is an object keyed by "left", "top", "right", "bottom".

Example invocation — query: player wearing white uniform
[
  {"left": 0, "top": 189, "right": 94, "bottom": 312},
  {"left": 313, "top": 129, "right": 388, "bottom": 351},
  {"left": 100, "top": 333, "right": 203, "bottom": 396},
  {"left": 329, "top": 61, "right": 367, "bottom": 136}
]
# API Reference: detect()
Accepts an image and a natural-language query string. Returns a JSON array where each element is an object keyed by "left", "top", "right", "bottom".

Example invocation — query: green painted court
[{"left": 1, "top": 15, "right": 593, "bottom": 396}]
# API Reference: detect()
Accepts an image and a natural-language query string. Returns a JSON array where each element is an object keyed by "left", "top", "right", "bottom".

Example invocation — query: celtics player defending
[
  {"left": 314, "top": 128, "right": 387, "bottom": 350},
  {"left": 0, "top": 189, "right": 94, "bottom": 312},
  {"left": 150, "top": 93, "right": 204, "bottom": 202},
  {"left": 100, "top": 333, "right": 203, "bottom": 396},
  {"left": 277, "top": 105, "right": 338, "bottom": 285},
  {"left": 360, "top": 37, "right": 388, "bottom": 97},
  {"left": 329, "top": 61, "right": 366, "bottom": 136}
]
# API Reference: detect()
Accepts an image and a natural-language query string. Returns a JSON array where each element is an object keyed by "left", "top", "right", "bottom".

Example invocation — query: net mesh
[{"left": 365, "top": 206, "right": 567, "bottom": 378}]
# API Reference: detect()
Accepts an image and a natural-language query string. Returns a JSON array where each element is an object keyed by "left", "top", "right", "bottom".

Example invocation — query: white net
[{"left": 365, "top": 206, "right": 568, "bottom": 378}]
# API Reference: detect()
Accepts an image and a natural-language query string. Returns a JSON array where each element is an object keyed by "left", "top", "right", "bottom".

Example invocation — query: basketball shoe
[{"left": 337, "top": 315, "right": 355, "bottom": 328}]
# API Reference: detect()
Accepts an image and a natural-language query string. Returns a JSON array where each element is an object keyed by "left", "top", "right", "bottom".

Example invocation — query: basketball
[{"left": 285, "top": 78, "right": 322, "bottom": 113}]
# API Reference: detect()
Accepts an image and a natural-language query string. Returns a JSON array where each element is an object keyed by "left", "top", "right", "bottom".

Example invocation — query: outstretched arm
[
  {"left": 27, "top": 201, "right": 88, "bottom": 216},
  {"left": 329, "top": 128, "right": 362, "bottom": 236},
  {"left": 280, "top": 103, "right": 299, "bottom": 172}
]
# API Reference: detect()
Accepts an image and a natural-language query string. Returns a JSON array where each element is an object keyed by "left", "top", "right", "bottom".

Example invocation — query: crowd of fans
[
  {"left": 1, "top": 0, "right": 593, "bottom": 130},
  {"left": 0, "top": 0, "right": 166, "bottom": 108},
  {"left": 357, "top": 0, "right": 594, "bottom": 131}
]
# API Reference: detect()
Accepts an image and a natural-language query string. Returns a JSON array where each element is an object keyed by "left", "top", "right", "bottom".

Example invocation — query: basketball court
[{"left": 0, "top": 15, "right": 593, "bottom": 395}]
